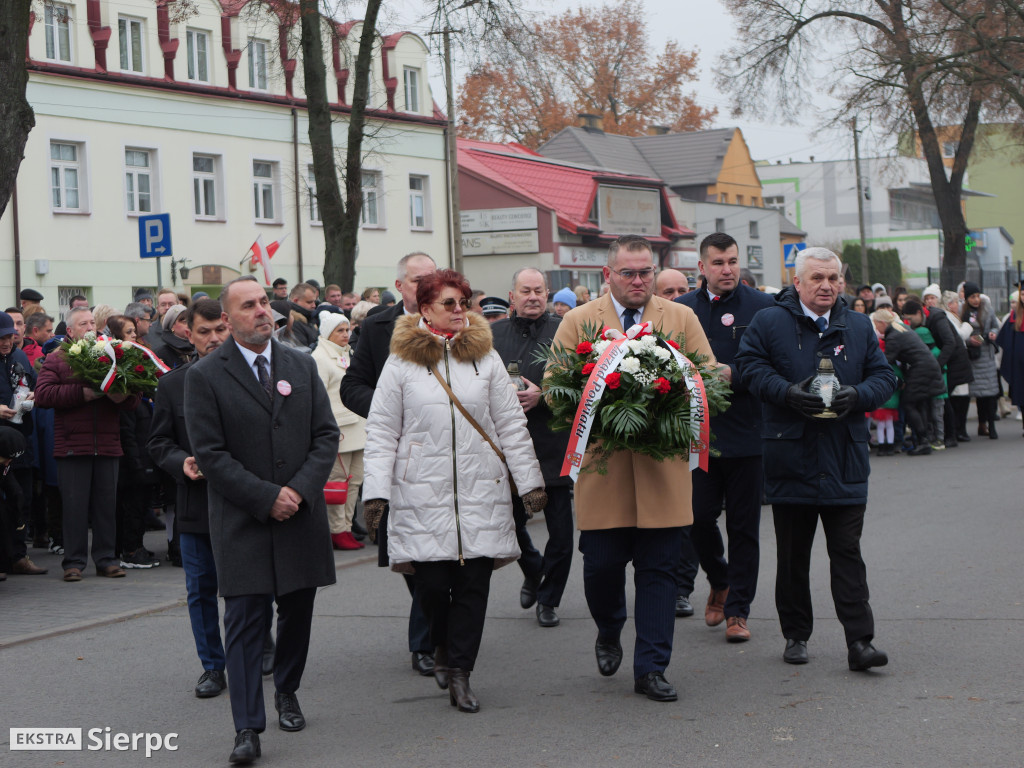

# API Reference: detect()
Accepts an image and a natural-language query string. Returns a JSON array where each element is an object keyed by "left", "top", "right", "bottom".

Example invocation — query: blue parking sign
[{"left": 139, "top": 214, "right": 172, "bottom": 258}]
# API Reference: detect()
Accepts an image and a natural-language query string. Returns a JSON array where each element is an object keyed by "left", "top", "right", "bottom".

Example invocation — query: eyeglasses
[
  {"left": 610, "top": 268, "right": 656, "bottom": 282},
  {"left": 434, "top": 298, "right": 470, "bottom": 311}
]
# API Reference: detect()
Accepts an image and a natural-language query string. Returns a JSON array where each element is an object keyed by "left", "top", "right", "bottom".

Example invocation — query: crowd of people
[{"left": 2, "top": 244, "right": 1023, "bottom": 765}]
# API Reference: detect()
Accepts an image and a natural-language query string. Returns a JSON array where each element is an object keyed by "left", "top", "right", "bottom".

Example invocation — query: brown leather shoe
[
  {"left": 725, "top": 616, "right": 750, "bottom": 642},
  {"left": 705, "top": 587, "right": 729, "bottom": 626},
  {"left": 10, "top": 556, "right": 48, "bottom": 575},
  {"left": 63, "top": 568, "right": 83, "bottom": 582},
  {"left": 96, "top": 565, "right": 126, "bottom": 578}
]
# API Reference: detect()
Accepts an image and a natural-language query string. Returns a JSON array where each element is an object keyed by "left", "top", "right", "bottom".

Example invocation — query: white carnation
[
  {"left": 640, "top": 334, "right": 657, "bottom": 347},
  {"left": 652, "top": 346, "right": 671, "bottom": 361},
  {"left": 593, "top": 340, "right": 612, "bottom": 355},
  {"left": 626, "top": 339, "right": 645, "bottom": 353},
  {"left": 619, "top": 356, "right": 641, "bottom": 374}
]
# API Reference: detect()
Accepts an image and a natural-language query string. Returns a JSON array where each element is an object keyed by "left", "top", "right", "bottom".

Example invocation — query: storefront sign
[
  {"left": 461, "top": 207, "right": 538, "bottom": 233},
  {"left": 559, "top": 246, "right": 607, "bottom": 268},
  {"left": 597, "top": 186, "right": 661, "bottom": 235},
  {"left": 462, "top": 229, "right": 540, "bottom": 256}
]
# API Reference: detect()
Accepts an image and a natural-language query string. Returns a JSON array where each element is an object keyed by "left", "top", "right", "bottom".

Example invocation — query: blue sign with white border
[
  {"left": 138, "top": 214, "right": 172, "bottom": 258},
  {"left": 783, "top": 242, "right": 806, "bottom": 268}
]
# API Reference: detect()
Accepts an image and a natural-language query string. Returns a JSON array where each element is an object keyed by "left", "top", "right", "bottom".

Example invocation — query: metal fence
[{"left": 926, "top": 263, "right": 1023, "bottom": 316}]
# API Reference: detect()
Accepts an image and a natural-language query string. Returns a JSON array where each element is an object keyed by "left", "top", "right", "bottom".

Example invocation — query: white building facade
[{"left": 2, "top": 0, "right": 451, "bottom": 311}]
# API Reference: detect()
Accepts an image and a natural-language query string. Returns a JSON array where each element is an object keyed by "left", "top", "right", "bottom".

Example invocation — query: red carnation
[
  {"left": 114, "top": 347, "right": 124, "bottom": 360},
  {"left": 134, "top": 364, "right": 146, "bottom": 373},
  {"left": 654, "top": 377, "right": 671, "bottom": 394},
  {"left": 98, "top": 355, "right": 111, "bottom": 364},
  {"left": 581, "top": 362, "right": 596, "bottom": 376},
  {"left": 576, "top": 341, "right": 593, "bottom": 355},
  {"left": 666, "top": 339, "right": 680, "bottom": 350},
  {"left": 605, "top": 372, "right": 621, "bottom": 389}
]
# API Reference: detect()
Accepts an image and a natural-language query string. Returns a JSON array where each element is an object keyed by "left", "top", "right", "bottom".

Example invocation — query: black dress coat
[
  {"left": 340, "top": 302, "right": 404, "bottom": 418},
  {"left": 882, "top": 326, "right": 946, "bottom": 402},
  {"left": 184, "top": 337, "right": 339, "bottom": 597},
  {"left": 924, "top": 308, "right": 973, "bottom": 389}
]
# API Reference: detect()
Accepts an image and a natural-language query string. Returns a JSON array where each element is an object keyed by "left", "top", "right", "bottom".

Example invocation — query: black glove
[
  {"left": 831, "top": 385, "right": 859, "bottom": 419},
  {"left": 363, "top": 499, "right": 388, "bottom": 544},
  {"left": 785, "top": 376, "right": 826, "bottom": 418}
]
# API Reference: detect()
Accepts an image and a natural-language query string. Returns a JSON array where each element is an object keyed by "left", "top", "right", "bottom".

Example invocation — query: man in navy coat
[
  {"left": 186, "top": 277, "right": 338, "bottom": 765},
  {"left": 677, "top": 233, "right": 774, "bottom": 642},
  {"left": 736, "top": 247, "right": 896, "bottom": 671}
]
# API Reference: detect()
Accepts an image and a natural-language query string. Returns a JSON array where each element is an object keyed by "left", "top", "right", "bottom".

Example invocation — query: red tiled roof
[{"left": 458, "top": 139, "right": 691, "bottom": 238}]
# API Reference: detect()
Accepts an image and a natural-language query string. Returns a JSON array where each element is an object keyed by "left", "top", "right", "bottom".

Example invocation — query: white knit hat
[
  {"left": 318, "top": 310, "right": 349, "bottom": 339},
  {"left": 922, "top": 283, "right": 941, "bottom": 300}
]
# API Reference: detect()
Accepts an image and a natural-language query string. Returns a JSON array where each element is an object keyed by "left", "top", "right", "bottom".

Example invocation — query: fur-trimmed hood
[{"left": 389, "top": 312, "right": 494, "bottom": 366}]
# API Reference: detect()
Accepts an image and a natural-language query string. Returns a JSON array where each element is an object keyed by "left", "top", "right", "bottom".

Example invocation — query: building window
[
  {"left": 248, "top": 40, "right": 267, "bottom": 90},
  {"left": 44, "top": 3, "right": 72, "bottom": 63},
  {"left": 361, "top": 171, "right": 383, "bottom": 227},
  {"left": 125, "top": 149, "right": 153, "bottom": 214},
  {"left": 714, "top": 218, "right": 726, "bottom": 232},
  {"left": 749, "top": 220, "right": 759, "bottom": 239},
  {"left": 307, "top": 166, "right": 320, "bottom": 223},
  {"left": 747, "top": 245, "right": 763, "bottom": 268},
  {"left": 253, "top": 160, "right": 278, "bottom": 222},
  {"left": 118, "top": 17, "right": 145, "bottom": 73},
  {"left": 736, "top": 194, "right": 744, "bottom": 206},
  {"left": 719, "top": 193, "right": 728, "bottom": 204},
  {"left": 50, "top": 141, "right": 82, "bottom": 212},
  {"left": 764, "top": 195, "right": 785, "bottom": 212},
  {"left": 192, "top": 154, "right": 219, "bottom": 219},
  {"left": 409, "top": 175, "right": 429, "bottom": 229},
  {"left": 942, "top": 141, "right": 959, "bottom": 159},
  {"left": 186, "top": 29, "right": 210, "bottom": 83},
  {"left": 403, "top": 67, "right": 420, "bottom": 112}
]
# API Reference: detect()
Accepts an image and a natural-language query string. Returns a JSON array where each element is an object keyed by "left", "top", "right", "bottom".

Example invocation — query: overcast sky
[{"left": 348, "top": 0, "right": 858, "bottom": 163}]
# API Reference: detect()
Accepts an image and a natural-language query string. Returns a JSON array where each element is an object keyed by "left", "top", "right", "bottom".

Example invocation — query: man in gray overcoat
[{"left": 185, "top": 276, "right": 339, "bottom": 765}]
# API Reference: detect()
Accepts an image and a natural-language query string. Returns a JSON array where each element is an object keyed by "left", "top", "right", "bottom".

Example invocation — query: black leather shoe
[
  {"left": 412, "top": 651, "right": 436, "bottom": 676},
  {"left": 634, "top": 671, "right": 678, "bottom": 702},
  {"left": 848, "top": 640, "right": 888, "bottom": 671},
  {"left": 351, "top": 519, "right": 367, "bottom": 541},
  {"left": 536, "top": 603, "right": 560, "bottom": 627},
  {"left": 784, "top": 639, "right": 808, "bottom": 664},
  {"left": 195, "top": 669, "right": 227, "bottom": 698},
  {"left": 674, "top": 594, "right": 694, "bottom": 618},
  {"left": 229, "top": 729, "right": 260, "bottom": 764},
  {"left": 274, "top": 691, "right": 305, "bottom": 731},
  {"left": 433, "top": 646, "right": 449, "bottom": 690},
  {"left": 956, "top": 432, "right": 971, "bottom": 442},
  {"left": 595, "top": 637, "right": 622, "bottom": 677},
  {"left": 520, "top": 574, "right": 541, "bottom": 609}
]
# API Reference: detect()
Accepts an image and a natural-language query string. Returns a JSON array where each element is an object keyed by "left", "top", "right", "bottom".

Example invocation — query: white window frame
[
  {"left": 942, "top": 140, "right": 959, "bottom": 159},
  {"left": 185, "top": 29, "right": 210, "bottom": 83},
  {"left": 192, "top": 152, "right": 224, "bottom": 221},
  {"left": 43, "top": 2, "right": 72, "bottom": 63},
  {"left": 118, "top": 16, "right": 145, "bottom": 74},
  {"left": 124, "top": 147, "right": 157, "bottom": 216},
  {"left": 408, "top": 174, "right": 430, "bottom": 231},
  {"left": 360, "top": 169, "right": 385, "bottom": 229},
  {"left": 403, "top": 66, "right": 420, "bottom": 113},
  {"left": 307, "top": 165, "right": 321, "bottom": 224},
  {"left": 248, "top": 39, "right": 268, "bottom": 91},
  {"left": 49, "top": 139, "right": 88, "bottom": 214},
  {"left": 252, "top": 159, "right": 280, "bottom": 224},
  {"left": 749, "top": 219, "right": 759, "bottom": 239}
]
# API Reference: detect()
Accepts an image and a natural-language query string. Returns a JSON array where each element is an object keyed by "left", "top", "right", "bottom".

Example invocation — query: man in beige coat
[{"left": 550, "top": 235, "right": 715, "bottom": 702}]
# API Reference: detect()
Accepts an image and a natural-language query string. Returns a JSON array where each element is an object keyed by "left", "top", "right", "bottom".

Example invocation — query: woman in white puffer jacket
[{"left": 362, "top": 269, "right": 546, "bottom": 714}]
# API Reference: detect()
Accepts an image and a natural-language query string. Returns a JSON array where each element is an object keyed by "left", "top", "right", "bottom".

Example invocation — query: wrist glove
[
  {"left": 520, "top": 488, "right": 548, "bottom": 519},
  {"left": 831, "top": 385, "right": 859, "bottom": 419},
  {"left": 785, "top": 376, "right": 826, "bottom": 418},
  {"left": 363, "top": 499, "right": 388, "bottom": 544}
]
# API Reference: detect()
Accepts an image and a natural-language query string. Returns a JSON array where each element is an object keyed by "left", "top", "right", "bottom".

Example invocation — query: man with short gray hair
[{"left": 736, "top": 247, "right": 895, "bottom": 671}]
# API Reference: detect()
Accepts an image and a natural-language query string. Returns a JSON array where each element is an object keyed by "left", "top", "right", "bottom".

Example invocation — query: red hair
[{"left": 416, "top": 269, "right": 471, "bottom": 313}]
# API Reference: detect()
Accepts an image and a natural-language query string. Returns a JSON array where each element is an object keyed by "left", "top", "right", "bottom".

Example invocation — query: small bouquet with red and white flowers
[
  {"left": 62, "top": 332, "right": 169, "bottom": 395},
  {"left": 541, "top": 320, "right": 730, "bottom": 476}
]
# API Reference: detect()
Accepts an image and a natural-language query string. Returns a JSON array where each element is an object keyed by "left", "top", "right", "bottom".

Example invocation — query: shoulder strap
[{"left": 428, "top": 362, "right": 518, "bottom": 495}]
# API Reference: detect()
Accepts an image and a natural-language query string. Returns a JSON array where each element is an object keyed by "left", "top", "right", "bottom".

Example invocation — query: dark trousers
[
  {"left": 904, "top": 397, "right": 935, "bottom": 444},
  {"left": 976, "top": 395, "right": 998, "bottom": 425},
  {"left": 223, "top": 588, "right": 316, "bottom": 733},
  {"left": 413, "top": 558, "right": 493, "bottom": 671},
  {"left": 950, "top": 395, "right": 970, "bottom": 436},
  {"left": 772, "top": 503, "right": 874, "bottom": 646},
  {"left": 674, "top": 526, "right": 698, "bottom": 597},
  {"left": 115, "top": 479, "right": 146, "bottom": 555},
  {"left": 57, "top": 456, "right": 119, "bottom": 572},
  {"left": 579, "top": 526, "right": 683, "bottom": 679},
  {"left": 45, "top": 484, "right": 63, "bottom": 546},
  {"left": 7, "top": 467, "right": 32, "bottom": 561},
  {"left": 179, "top": 532, "right": 225, "bottom": 672},
  {"left": 691, "top": 455, "right": 762, "bottom": 618},
  {"left": 402, "top": 575, "right": 432, "bottom": 654},
  {"left": 514, "top": 485, "right": 574, "bottom": 607}
]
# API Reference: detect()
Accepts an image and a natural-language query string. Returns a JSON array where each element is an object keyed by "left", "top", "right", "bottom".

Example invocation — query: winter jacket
[
  {"left": 964, "top": 304, "right": 1000, "bottom": 397},
  {"left": 289, "top": 305, "right": 319, "bottom": 350},
  {"left": 0, "top": 347, "right": 36, "bottom": 467},
  {"left": 924, "top": 308, "right": 972, "bottom": 389},
  {"left": 362, "top": 313, "right": 543, "bottom": 568},
  {"left": 149, "top": 331, "right": 194, "bottom": 369},
  {"left": 677, "top": 281, "right": 775, "bottom": 457},
  {"left": 736, "top": 286, "right": 896, "bottom": 506},
  {"left": 311, "top": 337, "right": 366, "bottom": 453},
  {"left": 490, "top": 312, "right": 570, "bottom": 487},
  {"left": 997, "top": 314, "right": 1024, "bottom": 409},
  {"left": 34, "top": 351, "right": 139, "bottom": 457},
  {"left": 883, "top": 326, "right": 945, "bottom": 402}
]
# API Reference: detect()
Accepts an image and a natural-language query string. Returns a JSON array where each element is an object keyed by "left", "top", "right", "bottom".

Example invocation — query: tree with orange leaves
[{"left": 457, "top": 0, "right": 716, "bottom": 149}]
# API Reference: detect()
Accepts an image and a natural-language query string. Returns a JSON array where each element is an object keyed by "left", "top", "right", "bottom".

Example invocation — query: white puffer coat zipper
[{"left": 362, "top": 313, "right": 543, "bottom": 568}]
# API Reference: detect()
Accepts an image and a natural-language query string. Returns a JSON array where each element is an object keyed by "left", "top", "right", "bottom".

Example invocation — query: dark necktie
[
  {"left": 814, "top": 317, "right": 828, "bottom": 334},
  {"left": 255, "top": 354, "right": 273, "bottom": 400},
  {"left": 622, "top": 309, "right": 637, "bottom": 330}
]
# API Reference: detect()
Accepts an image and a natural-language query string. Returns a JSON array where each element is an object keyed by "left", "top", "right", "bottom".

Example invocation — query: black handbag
[{"left": 967, "top": 337, "right": 983, "bottom": 360}]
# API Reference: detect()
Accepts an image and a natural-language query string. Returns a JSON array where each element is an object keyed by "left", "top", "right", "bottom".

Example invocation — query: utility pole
[
  {"left": 443, "top": 28, "right": 464, "bottom": 273},
  {"left": 852, "top": 118, "right": 869, "bottom": 287}
]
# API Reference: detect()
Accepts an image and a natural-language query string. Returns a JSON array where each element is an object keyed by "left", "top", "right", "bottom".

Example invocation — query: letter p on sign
[{"left": 138, "top": 213, "right": 172, "bottom": 258}]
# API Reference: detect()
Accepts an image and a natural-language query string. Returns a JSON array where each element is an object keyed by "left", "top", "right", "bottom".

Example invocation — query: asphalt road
[{"left": 2, "top": 428, "right": 1022, "bottom": 768}]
